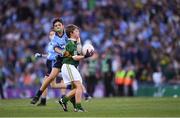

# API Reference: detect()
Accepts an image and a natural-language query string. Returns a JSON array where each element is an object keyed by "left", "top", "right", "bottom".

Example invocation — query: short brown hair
[{"left": 65, "top": 24, "right": 79, "bottom": 38}]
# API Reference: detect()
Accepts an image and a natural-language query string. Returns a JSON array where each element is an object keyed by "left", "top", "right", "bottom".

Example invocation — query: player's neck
[{"left": 56, "top": 31, "right": 64, "bottom": 37}]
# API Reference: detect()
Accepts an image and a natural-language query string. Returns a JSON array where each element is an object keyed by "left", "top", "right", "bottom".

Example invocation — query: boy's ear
[{"left": 70, "top": 31, "right": 73, "bottom": 37}]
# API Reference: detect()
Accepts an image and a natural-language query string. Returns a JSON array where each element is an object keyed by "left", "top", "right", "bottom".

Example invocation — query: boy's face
[
  {"left": 71, "top": 28, "right": 80, "bottom": 39},
  {"left": 53, "top": 22, "right": 64, "bottom": 33}
]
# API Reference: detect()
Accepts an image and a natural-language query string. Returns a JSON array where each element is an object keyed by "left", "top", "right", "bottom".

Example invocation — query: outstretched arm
[{"left": 35, "top": 53, "right": 48, "bottom": 58}]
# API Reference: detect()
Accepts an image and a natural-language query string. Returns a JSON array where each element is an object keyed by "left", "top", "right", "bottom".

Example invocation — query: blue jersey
[{"left": 47, "top": 32, "right": 68, "bottom": 60}]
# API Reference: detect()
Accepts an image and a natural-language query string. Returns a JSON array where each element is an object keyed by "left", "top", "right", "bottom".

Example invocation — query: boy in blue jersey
[
  {"left": 30, "top": 18, "right": 69, "bottom": 105},
  {"left": 33, "top": 31, "right": 67, "bottom": 106},
  {"left": 31, "top": 18, "right": 91, "bottom": 107}
]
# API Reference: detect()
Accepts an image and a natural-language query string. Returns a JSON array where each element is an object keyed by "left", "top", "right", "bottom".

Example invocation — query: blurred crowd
[{"left": 0, "top": 0, "right": 180, "bottom": 98}]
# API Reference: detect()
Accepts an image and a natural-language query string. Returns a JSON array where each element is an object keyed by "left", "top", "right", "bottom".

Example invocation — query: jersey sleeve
[{"left": 51, "top": 38, "right": 59, "bottom": 49}]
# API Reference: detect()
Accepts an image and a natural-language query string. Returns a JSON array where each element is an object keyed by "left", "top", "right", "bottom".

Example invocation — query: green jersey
[{"left": 62, "top": 40, "right": 79, "bottom": 67}]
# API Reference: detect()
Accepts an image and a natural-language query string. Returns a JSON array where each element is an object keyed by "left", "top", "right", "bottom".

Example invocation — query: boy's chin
[{"left": 55, "top": 29, "right": 63, "bottom": 32}]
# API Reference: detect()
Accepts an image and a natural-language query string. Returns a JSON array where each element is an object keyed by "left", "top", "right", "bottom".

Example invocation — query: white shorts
[{"left": 61, "top": 64, "right": 82, "bottom": 85}]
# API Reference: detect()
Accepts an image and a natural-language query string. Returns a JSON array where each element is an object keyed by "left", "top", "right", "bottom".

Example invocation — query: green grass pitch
[{"left": 0, "top": 97, "right": 180, "bottom": 117}]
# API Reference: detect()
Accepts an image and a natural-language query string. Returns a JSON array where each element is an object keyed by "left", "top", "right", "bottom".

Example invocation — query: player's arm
[
  {"left": 72, "top": 50, "right": 93, "bottom": 61},
  {"left": 41, "top": 54, "right": 48, "bottom": 58},
  {"left": 54, "top": 47, "right": 65, "bottom": 55},
  {"left": 77, "top": 37, "right": 82, "bottom": 54},
  {"left": 54, "top": 45, "right": 72, "bottom": 57},
  {"left": 51, "top": 38, "right": 65, "bottom": 56},
  {"left": 54, "top": 46, "right": 72, "bottom": 57},
  {"left": 34, "top": 53, "right": 48, "bottom": 58},
  {"left": 72, "top": 55, "right": 84, "bottom": 61}
]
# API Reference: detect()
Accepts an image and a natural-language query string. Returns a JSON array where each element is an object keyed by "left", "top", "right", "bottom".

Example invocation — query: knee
[{"left": 75, "top": 83, "right": 83, "bottom": 91}]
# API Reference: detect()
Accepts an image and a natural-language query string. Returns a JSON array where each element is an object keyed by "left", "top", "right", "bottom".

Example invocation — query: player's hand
[
  {"left": 49, "top": 31, "right": 55, "bottom": 40},
  {"left": 77, "top": 37, "right": 81, "bottom": 44},
  {"left": 63, "top": 51, "right": 72, "bottom": 57},
  {"left": 34, "top": 53, "right": 42, "bottom": 58},
  {"left": 84, "top": 50, "right": 93, "bottom": 58}
]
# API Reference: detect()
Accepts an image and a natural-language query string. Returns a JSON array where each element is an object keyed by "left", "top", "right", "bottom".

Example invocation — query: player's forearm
[
  {"left": 77, "top": 37, "right": 82, "bottom": 54},
  {"left": 35, "top": 53, "right": 47, "bottom": 58},
  {"left": 77, "top": 43, "right": 82, "bottom": 54},
  {"left": 72, "top": 55, "right": 84, "bottom": 61},
  {"left": 41, "top": 54, "right": 48, "bottom": 58},
  {"left": 54, "top": 47, "right": 64, "bottom": 55}
]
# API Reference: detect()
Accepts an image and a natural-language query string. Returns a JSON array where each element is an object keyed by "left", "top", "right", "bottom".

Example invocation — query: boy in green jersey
[{"left": 59, "top": 24, "right": 93, "bottom": 112}]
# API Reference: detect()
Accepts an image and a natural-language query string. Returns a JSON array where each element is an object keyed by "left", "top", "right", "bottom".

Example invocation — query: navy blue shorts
[
  {"left": 46, "top": 59, "right": 55, "bottom": 76},
  {"left": 53, "top": 56, "right": 63, "bottom": 69},
  {"left": 46, "top": 59, "right": 63, "bottom": 82},
  {"left": 46, "top": 56, "right": 63, "bottom": 74}
]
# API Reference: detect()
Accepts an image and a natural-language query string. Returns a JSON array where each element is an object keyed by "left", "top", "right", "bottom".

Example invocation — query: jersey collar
[
  {"left": 69, "top": 38, "right": 76, "bottom": 41},
  {"left": 55, "top": 31, "right": 64, "bottom": 38}
]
